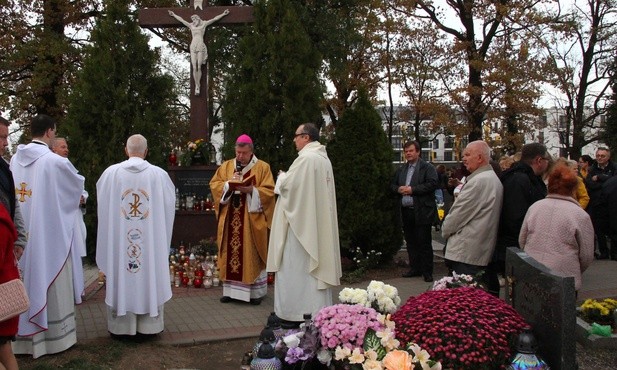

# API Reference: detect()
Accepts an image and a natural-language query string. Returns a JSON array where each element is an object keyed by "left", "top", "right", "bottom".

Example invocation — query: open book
[{"left": 228, "top": 174, "right": 256, "bottom": 191}]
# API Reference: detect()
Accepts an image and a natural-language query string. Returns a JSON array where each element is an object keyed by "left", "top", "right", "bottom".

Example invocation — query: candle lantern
[
  {"left": 250, "top": 340, "right": 281, "bottom": 370},
  {"left": 507, "top": 327, "right": 550, "bottom": 370},
  {"left": 204, "top": 276, "right": 213, "bottom": 288}
]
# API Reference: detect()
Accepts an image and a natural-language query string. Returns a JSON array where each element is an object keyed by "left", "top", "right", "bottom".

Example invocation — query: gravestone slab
[{"left": 505, "top": 247, "right": 577, "bottom": 370}]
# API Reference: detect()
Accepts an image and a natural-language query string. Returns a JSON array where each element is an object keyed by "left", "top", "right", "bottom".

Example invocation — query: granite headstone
[{"left": 505, "top": 247, "right": 577, "bottom": 370}]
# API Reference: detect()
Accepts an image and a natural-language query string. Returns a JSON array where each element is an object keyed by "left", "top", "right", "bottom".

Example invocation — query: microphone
[{"left": 232, "top": 162, "right": 243, "bottom": 207}]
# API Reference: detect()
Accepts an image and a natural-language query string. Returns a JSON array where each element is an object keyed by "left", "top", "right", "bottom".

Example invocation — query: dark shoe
[
  {"left": 220, "top": 296, "right": 232, "bottom": 303},
  {"left": 402, "top": 270, "right": 422, "bottom": 278},
  {"left": 423, "top": 273, "right": 433, "bottom": 282},
  {"left": 597, "top": 254, "right": 609, "bottom": 260},
  {"left": 250, "top": 298, "right": 262, "bottom": 305}
]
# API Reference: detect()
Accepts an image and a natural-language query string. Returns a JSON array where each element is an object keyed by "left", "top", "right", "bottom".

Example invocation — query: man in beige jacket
[{"left": 442, "top": 141, "right": 503, "bottom": 281}]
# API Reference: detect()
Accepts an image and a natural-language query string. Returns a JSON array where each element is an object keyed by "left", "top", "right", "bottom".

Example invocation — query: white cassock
[
  {"left": 10, "top": 142, "right": 84, "bottom": 358},
  {"left": 96, "top": 157, "right": 175, "bottom": 335},
  {"left": 267, "top": 141, "right": 342, "bottom": 322}
]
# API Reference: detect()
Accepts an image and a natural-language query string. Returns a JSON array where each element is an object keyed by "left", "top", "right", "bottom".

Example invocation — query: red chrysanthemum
[{"left": 392, "top": 287, "right": 528, "bottom": 370}]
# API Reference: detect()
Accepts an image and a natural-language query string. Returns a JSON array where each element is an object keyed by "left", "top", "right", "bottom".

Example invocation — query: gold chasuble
[{"left": 210, "top": 157, "right": 275, "bottom": 284}]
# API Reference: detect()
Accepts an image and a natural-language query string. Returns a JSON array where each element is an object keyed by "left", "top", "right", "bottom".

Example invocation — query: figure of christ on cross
[
  {"left": 168, "top": 9, "right": 230, "bottom": 96},
  {"left": 138, "top": 2, "right": 253, "bottom": 141}
]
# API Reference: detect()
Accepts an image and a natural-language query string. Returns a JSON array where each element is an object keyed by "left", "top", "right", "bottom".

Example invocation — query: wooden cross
[
  {"left": 138, "top": 1, "right": 253, "bottom": 141},
  {"left": 15, "top": 182, "right": 32, "bottom": 202}
]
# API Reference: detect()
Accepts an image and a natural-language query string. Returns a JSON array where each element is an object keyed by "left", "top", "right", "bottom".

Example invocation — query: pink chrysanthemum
[{"left": 313, "top": 304, "right": 384, "bottom": 351}]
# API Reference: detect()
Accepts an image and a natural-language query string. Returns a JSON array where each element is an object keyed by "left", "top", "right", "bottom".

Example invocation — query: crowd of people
[
  {"left": 1, "top": 112, "right": 616, "bottom": 367},
  {"left": 395, "top": 139, "right": 617, "bottom": 298}
]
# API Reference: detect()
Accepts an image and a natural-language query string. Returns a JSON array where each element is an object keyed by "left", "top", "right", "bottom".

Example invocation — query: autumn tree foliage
[
  {"left": 0, "top": 0, "right": 102, "bottom": 130},
  {"left": 304, "top": 0, "right": 386, "bottom": 126},
  {"left": 390, "top": 0, "right": 554, "bottom": 145}
]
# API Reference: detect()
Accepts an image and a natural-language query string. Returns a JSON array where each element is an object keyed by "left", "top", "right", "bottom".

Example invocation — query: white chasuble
[
  {"left": 10, "top": 143, "right": 84, "bottom": 356},
  {"left": 96, "top": 157, "right": 175, "bottom": 323},
  {"left": 267, "top": 141, "right": 342, "bottom": 321}
]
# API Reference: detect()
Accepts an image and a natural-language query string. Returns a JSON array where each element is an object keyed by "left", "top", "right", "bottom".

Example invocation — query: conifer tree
[
  {"left": 221, "top": 0, "right": 324, "bottom": 172},
  {"left": 328, "top": 89, "right": 402, "bottom": 264},
  {"left": 62, "top": 0, "right": 178, "bottom": 257}
]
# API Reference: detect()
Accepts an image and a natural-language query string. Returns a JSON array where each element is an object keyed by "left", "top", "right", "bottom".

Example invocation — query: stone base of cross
[{"left": 139, "top": 3, "right": 253, "bottom": 141}]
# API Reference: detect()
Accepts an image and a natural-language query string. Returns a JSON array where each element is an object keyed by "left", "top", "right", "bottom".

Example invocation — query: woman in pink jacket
[{"left": 519, "top": 164, "right": 595, "bottom": 291}]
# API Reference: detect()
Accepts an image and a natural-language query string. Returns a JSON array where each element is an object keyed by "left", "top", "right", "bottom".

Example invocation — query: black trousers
[
  {"left": 401, "top": 207, "right": 433, "bottom": 274},
  {"left": 589, "top": 205, "right": 611, "bottom": 257}
]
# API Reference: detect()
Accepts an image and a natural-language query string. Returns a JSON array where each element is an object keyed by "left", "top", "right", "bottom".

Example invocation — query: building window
[
  {"left": 433, "top": 139, "right": 439, "bottom": 149},
  {"left": 444, "top": 151, "right": 453, "bottom": 161},
  {"left": 444, "top": 136, "right": 453, "bottom": 148},
  {"left": 558, "top": 115, "right": 567, "bottom": 129}
]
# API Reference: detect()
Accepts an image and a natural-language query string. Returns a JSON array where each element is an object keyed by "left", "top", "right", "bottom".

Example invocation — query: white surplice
[
  {"left": 71, "top": 190, "right": 88, "bottom": 305},
  {"left": 96, "top": 157, "right": 175, "bottom": 335},
  {"left": 9, "top": 142, "right": 84, "bottom": 356},
  {"left": 267, "top": 141, "right": 342, "bottom": 322}
]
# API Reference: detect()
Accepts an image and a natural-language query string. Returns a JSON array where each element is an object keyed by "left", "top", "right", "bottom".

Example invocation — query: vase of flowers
[
  {"left": 392, "top": 287, "right": 528, "bottom": 369},
  {"left": 181, "top": 139, "right": 208, "bottom": 166}
]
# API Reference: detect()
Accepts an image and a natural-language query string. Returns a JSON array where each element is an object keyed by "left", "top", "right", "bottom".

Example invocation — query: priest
[
  {"left": 52, "top": 137, "right": 88, "bottom": 304},
  {"left": 10, "top": 114, "right": 84, "bottom": 358},
  {"left": 96, "top": 134, "right": 175, "bottom": 336},
  {"left": 267, "top": 123, "right": 342, "bottom": 326},
  {"left": 210, "top": 134, "right": 275, "bottom": 305}
]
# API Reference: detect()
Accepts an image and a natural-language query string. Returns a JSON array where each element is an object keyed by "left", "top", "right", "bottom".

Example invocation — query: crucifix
[{"left": 138, "top": 1, "right": 253, "bottom": 141}]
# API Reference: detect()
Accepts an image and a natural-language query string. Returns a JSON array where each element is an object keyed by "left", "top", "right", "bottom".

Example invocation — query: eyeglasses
[{"left": 294, "top": 132, "right": 307, "bottom": 138}]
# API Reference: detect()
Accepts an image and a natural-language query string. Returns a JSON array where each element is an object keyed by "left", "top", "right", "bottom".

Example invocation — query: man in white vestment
[
  {"left": 10, "top": 114, "right": 85, "bottom": 358},
  {"left": 96, "top": 134, "right": 175, "bottom": 336},
  {"left": 267, "top": 123, "right": 342, "bottom": 327},
  {"left": 52, "top": 137, "right": 88, "bottom": 304},
  {"left": 210, "top": 134, "right": 275, "bottom": 305}
]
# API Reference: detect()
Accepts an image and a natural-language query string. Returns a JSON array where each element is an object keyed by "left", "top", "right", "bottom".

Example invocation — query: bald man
[{"left": 441, "top": 141, "right": 503, "bottom": 280}]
